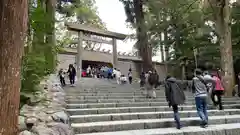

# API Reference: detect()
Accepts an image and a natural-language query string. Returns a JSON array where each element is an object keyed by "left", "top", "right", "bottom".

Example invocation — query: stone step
[
  {"left": 66, "top": 96, "right": 191, "bottom": 100},
  {"left": 66, "top": 95, "right": 158, "bottom": 100},
  {"left": 66, "top": 93, "right": 193, "bottom": 97},
  {"left": 70, "top": 109, "right": 240, "bottom": 123},
  {"left": 66, "top": 91, "right": 170, "bottom": 95},
  {"left": 67, "top": 104, "right": 240, "bottom": 115},
  {"left": 72, "top": 114, "right": 240, "bottom": 134},
  {"left": 66, "top": 95, "right": 240, "bottom": 100},
  {"left": 65, "top": 90, "right": 177, "bottom": 93},
  {"left": 65, "top": 94, "right": 200, "bottom": 99},
  {"left": 67, "top": 101, "right": 240, "bottom": 109},
  {"left": 66, "top": 97, "right": 239, "bottom": 104},
  {"left": 67, "top": 89, "right": 157, "bottom": 92},
  {"left": 75, "top": 123, "right": 240, "bottom": 135},
  {"left": 66, "top": 94, "right": 195, "bottom": 98}
]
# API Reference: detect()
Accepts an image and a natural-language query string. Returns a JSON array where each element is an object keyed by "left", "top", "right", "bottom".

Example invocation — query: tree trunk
[
  {"left": 173, "top": 22, "right": 181, "bottom": 59},
  {"left": 215, "top": 0, "right": 234, "bottom": 96},
  {"left": 164, "top": 28, "right": 169, "bottom": 73},
  {"left": 133, "top": 0, "right": 153, "bottom": 72},
  {"left": 45, "top": 0, "right": 56, "bottom": 72},
  {"left": 160, "top": 45, "right": 165, "bottom": 62},
  {"left": 0, "top": 0, "right": 28, "bottom": 135}
]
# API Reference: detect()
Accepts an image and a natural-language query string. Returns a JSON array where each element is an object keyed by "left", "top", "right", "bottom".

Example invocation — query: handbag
[{"left": 214, "top": 94, "right": 218, "bottom": 102}]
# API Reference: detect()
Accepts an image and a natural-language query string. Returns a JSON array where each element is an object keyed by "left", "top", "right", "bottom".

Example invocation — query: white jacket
[{"left": 115, "top": 71, "right": 121, "bottom": 78}]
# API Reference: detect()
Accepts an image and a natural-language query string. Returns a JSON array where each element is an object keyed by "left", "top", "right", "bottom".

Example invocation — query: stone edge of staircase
[{"left": 19, "top": 74, "right": 74, "bottom": 135}]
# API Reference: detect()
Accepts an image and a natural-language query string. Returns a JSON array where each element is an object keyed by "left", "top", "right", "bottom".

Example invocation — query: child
[{"left": 58, "top": 69, "right": 66, "bottom": 86}]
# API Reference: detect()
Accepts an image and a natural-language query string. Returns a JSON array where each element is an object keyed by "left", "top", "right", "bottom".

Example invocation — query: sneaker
[
  {"left": 200, "top": 122, "right": 208, "bottom": 128},
  {"left": 176, "top": 125, "right": 182, "bottom": 129}
]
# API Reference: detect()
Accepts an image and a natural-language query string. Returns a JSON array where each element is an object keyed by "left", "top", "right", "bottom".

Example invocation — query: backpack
[{"left": 148, "top": 73, "right": 159, "bottom": 86}]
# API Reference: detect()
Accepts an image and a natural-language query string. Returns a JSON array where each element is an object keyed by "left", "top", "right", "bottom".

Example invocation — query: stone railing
[{"left": 19, "top": 75, "right": 73, "bottom": 135}]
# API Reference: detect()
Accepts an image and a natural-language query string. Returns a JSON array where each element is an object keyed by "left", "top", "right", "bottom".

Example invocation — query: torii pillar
[
  {"left": 112, "top": 38, "right": 118, "bottom": 68},
  {"left": 76, "top": 31, "right": 83, "bottom": 78}
]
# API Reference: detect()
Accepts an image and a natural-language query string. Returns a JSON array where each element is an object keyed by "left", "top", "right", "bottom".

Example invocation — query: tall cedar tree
[
  {"left": 133, "top": 0, "right": 153, "bottom": 71},
  {"left": 0, "top": 0, "right": 28, "bottom": 134}
]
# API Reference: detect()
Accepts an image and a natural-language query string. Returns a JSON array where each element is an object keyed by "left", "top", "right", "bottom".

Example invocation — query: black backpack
[{"left": 148, "top": 73, "right": 159, "bottom": 86}]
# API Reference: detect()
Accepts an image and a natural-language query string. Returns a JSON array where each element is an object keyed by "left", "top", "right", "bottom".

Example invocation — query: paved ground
[{"left": 64, "top": 78, "right": 240, "bottom": 135}]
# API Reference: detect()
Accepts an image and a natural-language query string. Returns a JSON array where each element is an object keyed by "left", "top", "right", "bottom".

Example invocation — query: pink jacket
[{"left": 213, "top": 76, "right": 224, "bottom": 91}]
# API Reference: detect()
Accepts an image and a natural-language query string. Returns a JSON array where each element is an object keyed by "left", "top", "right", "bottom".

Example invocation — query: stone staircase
[{"left": 65, "top": 78, "right": 240, "bottom": 135}]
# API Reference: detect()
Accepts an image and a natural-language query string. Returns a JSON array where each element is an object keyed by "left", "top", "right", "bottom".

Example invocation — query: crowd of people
[
  {"left": 58, "top": 64, "right": 135, "bottom": 86},
  {"left": 85, "top": 65, "right": 135, "bottom": 85},
  {"left": 165, "top": 68, "right": 225, "bottom": 129}
]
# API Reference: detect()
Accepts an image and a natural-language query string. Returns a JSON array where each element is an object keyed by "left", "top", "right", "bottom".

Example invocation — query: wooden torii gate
[{"left": 65, "top": 22, "right": 127, "bottom": 78}]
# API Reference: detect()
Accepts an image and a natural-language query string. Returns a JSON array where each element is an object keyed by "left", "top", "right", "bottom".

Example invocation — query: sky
[
  {"left": 95, "top": 0, "right": 161, "bottom": 61},
  {"left": 95, "top": 0, "right": 135, "bottom": 52}
]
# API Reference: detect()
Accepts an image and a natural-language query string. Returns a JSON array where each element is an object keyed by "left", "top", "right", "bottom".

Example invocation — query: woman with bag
[{"left": 211, "top": 72, "right": 224, "bottom": 110}]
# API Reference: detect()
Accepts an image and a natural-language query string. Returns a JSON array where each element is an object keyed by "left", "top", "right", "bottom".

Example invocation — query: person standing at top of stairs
[
  {"left": 128, "top": 69, "right": 133, "bottom": 84},
  {"left": 67, "top": 64, "right": 76, "bottom": 87},
  {"left": 115, "top": 69, "right": 122, "bottom": 84},
  {"left": 192, "top": 68, "right": 209, "bottom": 128},
  {"left": 165, "top": 75, "right": 186, "bottom": 129},
  {"left": 139, "top": 72, "right": 146, "bottom": 89}
]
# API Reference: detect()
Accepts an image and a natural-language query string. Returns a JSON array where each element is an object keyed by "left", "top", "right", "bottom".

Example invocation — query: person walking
[
  {"left": 165, "top": 75, "right": 186, "bottom": 129},
  {"left": 238, "top": 73, "right": 240, "bottom": 97},
  {"left": 192, "top": 69, "right": 209, "bottom": 128},
  {"left": 140, "top": 72, "right": 146, "bottom": 89},
  {"left": 203, "top": 71, "right": 215, "bottom": 94},
  {"left": 128, "top": 69, "right": 133, "bottom": 84},
  {"left": 115, "top": 69, "right": 121, "bottom": 84},
  {"left": 67, "top": 64, "right": 76, "bottom": 86},
  {"left": 107, "top": 67, "right": 113, "bottom": 79},
  {"left": 146, "top": 70, "right": 158, "bottom": 98},
  {"left": 58, "top": 69, "right": 66, "bottom": 86},
  {"left": 112, "top": 68, "right": 117, "bottom": 79},
  {"left": 86, "top": 65, "right": 91, "bottom": 77},
  {"left": 211, "top": 72, "right": 225, "bottom": 110}
]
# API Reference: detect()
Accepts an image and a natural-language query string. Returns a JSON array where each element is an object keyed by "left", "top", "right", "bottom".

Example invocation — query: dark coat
[
  {"left": 165, "top": 77, "right": 186, "bottom": 106},
  {"left": 148, "top": 73, "right": 159, "bottom": 86},
  {"left": 68, "top": 67, "right": 76, "bottom": 77}
]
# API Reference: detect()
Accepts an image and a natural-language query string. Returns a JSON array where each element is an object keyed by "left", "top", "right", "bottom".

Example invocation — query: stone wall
[{"left": 19, "top": 75, "right": 73, "bottom": 135}]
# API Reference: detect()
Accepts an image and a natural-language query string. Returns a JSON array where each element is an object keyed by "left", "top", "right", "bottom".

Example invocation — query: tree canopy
[{"left": 120, "top": 0, "right": 238, "bottom": 94}]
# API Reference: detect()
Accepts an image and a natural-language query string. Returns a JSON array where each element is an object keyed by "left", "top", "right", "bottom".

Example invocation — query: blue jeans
[
  {"left": 195, "top": 96, "right": 208, "bottom": 124},
  {"left": 172, "top": 105, "right": 181, "bottom": 128}
]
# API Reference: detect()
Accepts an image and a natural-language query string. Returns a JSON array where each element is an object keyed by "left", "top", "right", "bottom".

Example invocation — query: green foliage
[
  {"left": 120, "top": 0, "right": 239, "bottom": 78},
  {"left": 20, "top": 0, "right": 58, "bottom": 106},
  {"left": 20, "top": 0, "right": 105, "bottom": 106},
  {"left": 57, "top": 0, "right": 106, "bottom": 29},
  {"left": 21, "top": 53, "right": 47, "bottom": 93}
]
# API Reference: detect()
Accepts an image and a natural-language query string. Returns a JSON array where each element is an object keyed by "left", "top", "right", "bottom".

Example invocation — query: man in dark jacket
[
  {"left": 165, "top": 75, "right": 186, "bottom": 129},
  {"left": 67, "top": 64, "right": 76, "bottom": 86},
  {"left": 148, "top": 70, "right": 159, "bottom": 88}
]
